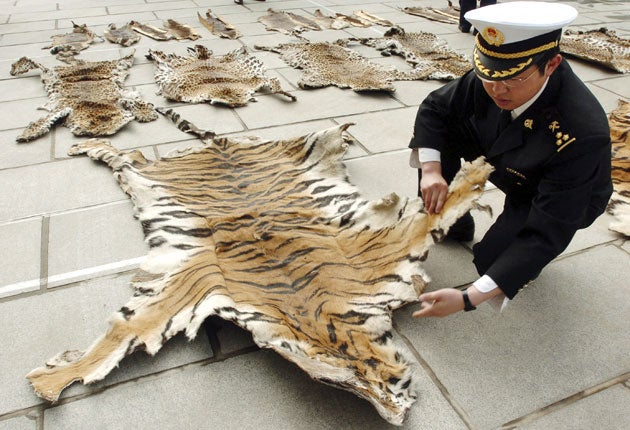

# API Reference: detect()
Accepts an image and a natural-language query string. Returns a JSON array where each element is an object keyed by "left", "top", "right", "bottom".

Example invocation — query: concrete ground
[{"left": 0, "top": 0, "right": 628, "bottom": 429}]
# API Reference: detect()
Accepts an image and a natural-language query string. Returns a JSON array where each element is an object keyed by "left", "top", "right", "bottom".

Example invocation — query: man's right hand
[{"left": 420, "top": 161, "right": 448, "bottom": 214}]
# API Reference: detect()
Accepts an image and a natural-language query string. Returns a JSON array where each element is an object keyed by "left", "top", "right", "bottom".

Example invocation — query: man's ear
[{"left": 545, "top": 54, "right": 563, "bottom": 76}]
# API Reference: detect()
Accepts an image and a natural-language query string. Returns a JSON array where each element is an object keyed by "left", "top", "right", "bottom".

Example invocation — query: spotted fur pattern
[
  {"left": 360, "top": 27, "right": 471, "bottom": 80},
  {"left": 26, "top": 111, "right": 493, "bottom": 424},
  {"left": 561, "top": 28, "right": 630, "bottom": 73},
  {"left": 607, "top": 99, "right": 630, "bottom": 235},
  {"left": 43, "top": 22, "right": 102, "bottom": 59},
  {"left": 147, "top": 45, "right": 296, "bottom": 107},
  {"left": 255, "top": 39, "right": 429, "bottom": 92},
  {"left": 9, "top": 54, "right": 157, "bottom": 143}
]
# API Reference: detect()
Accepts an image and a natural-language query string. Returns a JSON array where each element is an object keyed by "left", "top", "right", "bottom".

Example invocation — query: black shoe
[
  {"left": 447, "top": 212, "right": 475, "bottom": 242},
  {"left": 458, "top": 25, "right": 471, "bottom": 33}
]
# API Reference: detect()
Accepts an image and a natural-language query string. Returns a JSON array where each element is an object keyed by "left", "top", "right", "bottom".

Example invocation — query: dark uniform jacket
[{"left": 409, "top": 61, "right": 612, "bottom": 298}]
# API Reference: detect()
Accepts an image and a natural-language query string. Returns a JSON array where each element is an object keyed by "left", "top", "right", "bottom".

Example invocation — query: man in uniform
[{"left": 410, "top": 2, "right": 613, "bottom": 317}]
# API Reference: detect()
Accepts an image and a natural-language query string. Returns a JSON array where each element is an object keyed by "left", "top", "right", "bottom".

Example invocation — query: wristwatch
[{"left": 462, "top": 290, "right": 476, "bottom": 312}]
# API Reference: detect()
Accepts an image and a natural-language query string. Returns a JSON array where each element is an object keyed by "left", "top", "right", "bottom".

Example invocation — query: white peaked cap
[
  {"left": 465, "top": 1, "right": 578, "bottom": 80},
  {"left": 465, "top": 1, "right": 578, "bottom": 45}
]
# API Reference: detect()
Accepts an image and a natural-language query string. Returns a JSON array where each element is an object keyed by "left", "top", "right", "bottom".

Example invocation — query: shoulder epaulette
[{"left": 547, "top": 119, "right": 576, "bottom": 152}]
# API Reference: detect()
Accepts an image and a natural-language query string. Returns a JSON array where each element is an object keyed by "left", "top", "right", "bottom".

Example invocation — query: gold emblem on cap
[{"left": 483, "top": 27, "right": 505, "bottom": 47}]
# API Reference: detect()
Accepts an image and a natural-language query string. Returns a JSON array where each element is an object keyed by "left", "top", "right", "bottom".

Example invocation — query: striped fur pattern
[
  {"left": 26, "top": 111, "right": 493, "bottom": 424},
  {"left": 607, "top": 99, "right": 630, "bottom": 236}
]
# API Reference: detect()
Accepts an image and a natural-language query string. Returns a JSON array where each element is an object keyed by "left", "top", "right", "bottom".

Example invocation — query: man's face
[
  {"left": 480, "top": 55, "right": 562, "bottom": 111},
  {"left": 481, "top": 66, "right": 545, "bottom": 111}
]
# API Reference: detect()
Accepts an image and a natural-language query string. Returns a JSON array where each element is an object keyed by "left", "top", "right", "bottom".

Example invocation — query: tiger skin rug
[
  {"left": 607, "top": 99, "right": 630, "bottom": 236},
  {"left": 26, "top": 110, "right": 493, "bottom": 425}
]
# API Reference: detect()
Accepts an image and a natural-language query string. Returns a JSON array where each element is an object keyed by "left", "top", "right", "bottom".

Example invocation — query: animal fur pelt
[
  {"left": 607, "top": 99, "right": 630, "bottom": 236},
  {"left": 360, "top": 27, "right": 471, "bottom": 80},
  {"left": 255, "top": 39, "right": 429, "bottom": 91},
  {"left": 401, "top": 1, "right": 459, "bottom": 24},
  {"left": 26, "top": 110, "right": 493, "bottom": 425},
  {"left": 146, "top": 45, "right": 296, "bottom": 107},
  {"left": 561, "top": 28, "right": 630, "bottom": 73},
  {"left": 104, "top": 22, "right": 141, "bottom": 46},
  {"left": 9, "top": 54, "right": 157, "bottom": 143},
  {"left": 258, "top": 8, "right": 321, "bottom": 34},
  {"left": 43, "top": 22, "right": 103, "bottom": 60},
  {"left": 197, "top": 9, "right": 241, "bottom": 39},
  {"left": 129, "top": 20, "right": 200, "bottom": 41}
]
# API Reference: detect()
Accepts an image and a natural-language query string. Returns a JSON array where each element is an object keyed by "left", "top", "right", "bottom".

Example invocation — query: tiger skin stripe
[
  {"left": 26, "top": 112, "right": 493, "bottom": 425},
  {"left": 607, "top": 99, "right": 630, "bottom": 236}
]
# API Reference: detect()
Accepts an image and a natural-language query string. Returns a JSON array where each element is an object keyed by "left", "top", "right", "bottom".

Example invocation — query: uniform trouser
[{"left": 459, "top": 0, "right": 497, "bottom": 30}]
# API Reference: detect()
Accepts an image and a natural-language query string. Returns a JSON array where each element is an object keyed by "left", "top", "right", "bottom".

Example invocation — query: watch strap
[{"left": 462, "top": 290, "right": 476, "bottom": 312}]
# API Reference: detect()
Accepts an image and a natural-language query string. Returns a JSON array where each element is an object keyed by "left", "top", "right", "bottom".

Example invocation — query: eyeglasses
[{"left": 478, "top": 68, "right": 539, "bottom": 88}]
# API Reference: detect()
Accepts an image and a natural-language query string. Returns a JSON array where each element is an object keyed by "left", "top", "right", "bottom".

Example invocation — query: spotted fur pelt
[
  {"left": 26, "top": 111, "right": 492, "bottom": 424},
  {"left": 9, "top": 54, "right": 157, "bottom": 143},
  {"left": 561, "top": 28, "right": 630, "bottom": 73},
  {"left": 255, "top": 39, "right": 429, "bottom": 91},
  {"left": 360, "top": 27, "right": 471, "bottom": 80},
  {"left": 146, "top": 45, "right": 296, "bottom": 107}
]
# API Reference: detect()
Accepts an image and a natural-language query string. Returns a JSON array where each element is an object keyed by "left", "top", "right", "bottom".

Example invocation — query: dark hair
[{"left": 533, "top": 47, "right": 561, "bottom": 75}]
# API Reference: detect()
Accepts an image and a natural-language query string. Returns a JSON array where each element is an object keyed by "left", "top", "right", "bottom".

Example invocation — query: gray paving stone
[
  {"left": 0, "top": 157, "right": 127, "bottom": 223},
  {"left": 566, "top": 57, "right": 623, "bottom": 83},
  {"left": 592, "top": 74, "right": 630, "bottom": 99},
  {"left": 0, "top": 415, "right": 35, "bottom": 430},
  {"left": 8, "top": 7, "right": 107, "bottom": 24},
  {"left": 0, "top": 271, "right": 213, "bottom": 415},
  {"left": 235, "top": 87, "right": 403, "bottom": 129},
  {"left": 108, "top": 0, "right": 197, "bottom": 15},
  {"left": 390, "top": 79, "right": 444, "bottom": 107},
  {"left": 57, "top": 11, "right": 157, "bottom": 30},
  {"left": 47, "top": 201, "right": 147, "bottom": 288},
  {"left": 0, "top": 97, "right": 49, "bottom": 131},
  {"left": 345, "top": 149, "right": 417, "bottom": 200},
  {"left": 585, "top": 83, "right": 627, "bottom": 114},
  {"left": 0, "top": 76, "right": 46, "bottom": 102},
  {"left": 0, "top": 20, "right": 55, "bottom": 35},
  {"left": 337, "top": 106, "right": 417, "bottom": 153},
  {"left": 520, "top": 384, "right": 630, "bottom": 430},
  {"left": 0, "top": 42, "right": 52, "bottom": 62},
  {"left": 0, "top": 217, "right": 41, "bottom": 298},
  {"left": 0, "top": 129, "right": 51, "bottom": 169},
  {"left": 43, "top": 347, "right": 466, "bottom": 430},
  {"left": 0, "top": 29, "right": 62, "bottom": 46},
  {"left": 395, "top": 244, "right": 630, "bottom": 429}
]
